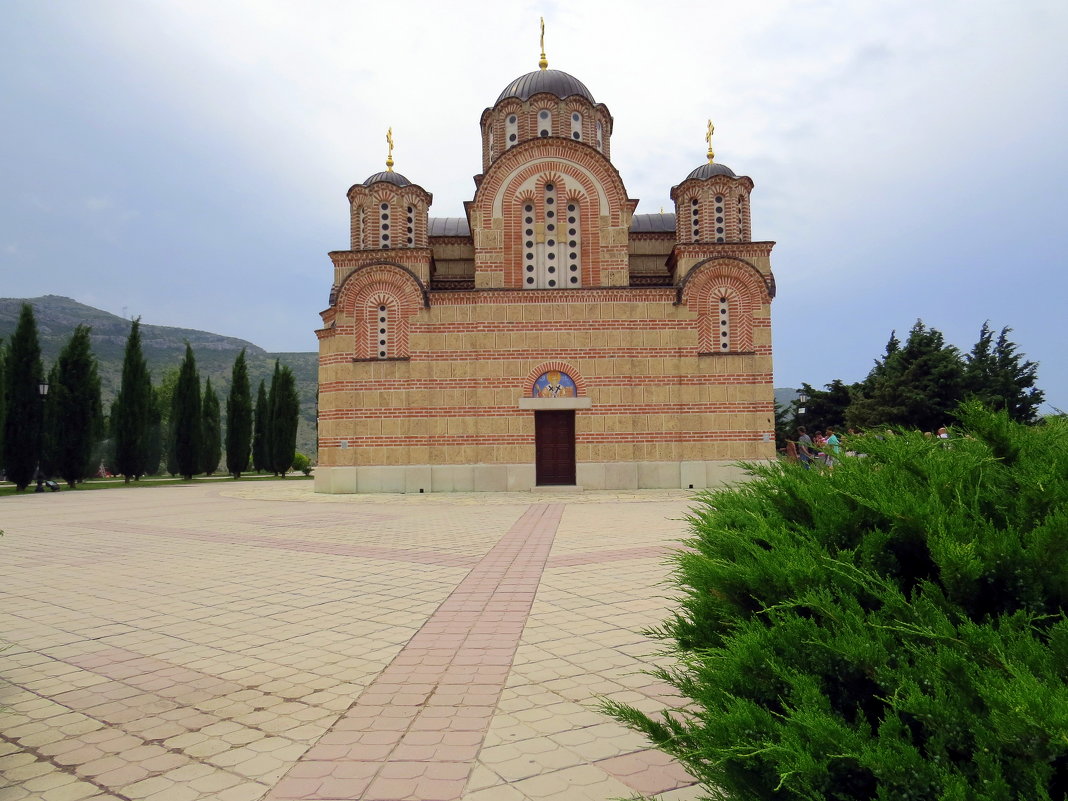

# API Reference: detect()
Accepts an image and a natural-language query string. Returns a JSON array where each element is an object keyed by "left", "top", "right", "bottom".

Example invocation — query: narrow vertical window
[
  {"left": 542, "top": 183, "right": 558, "bottom": 287},
  {"left": 595, "top": 120, "right": 604, "bottom": 151},
  {"left": 356, "top": 205, "right": 365, "bottom": 249},
  {"left": 714, "top": 195, "right": 725, "bottom": 242},
  {"left": 523, "top": 202, "right": 536, "bottom": 287},
  {"left": 406, "top": 205, "right": 415, "bottom": 247},
  {"left": 506, "top": 114, "right": 518, "bottom": 148},
  {"left": 690, "top": 197, "right": 700, "bottom": 242},
  {"left": 538, "top": 109, "right": 552, "bottom": 137},
  {"left": 570, "top": 112, "right": 582, "bottom": 140},
  {"left": 718, "top": 296, "right": 730, "bottom": 351},
  {"left": 487, "top": 127, "right": 495, "bottom": 159},
  {"left": 565, "top": 200, "right": 581, "bottom": 286},
  {"left": 379, "top": 202, "right": 390, "bottom": 249},
  {"left": 376, "top": 304, "right": 389, "bottom": 359},
  {"left": 737, "top": 195, "right": 747, "bottom": 241}
]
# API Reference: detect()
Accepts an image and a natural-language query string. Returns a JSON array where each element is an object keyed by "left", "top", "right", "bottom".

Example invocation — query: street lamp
[
  {"left": 35, "top": 379, "right": 49, "bottom": 493},
  {"left": 797, "top": 390, "right": 808, "bottom": 417}
]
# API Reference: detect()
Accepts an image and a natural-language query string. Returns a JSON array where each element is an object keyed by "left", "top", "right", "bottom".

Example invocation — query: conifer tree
[
  {"left": 225, "top": 349, "right": 252, "bottom": 479},
  {"left": 965, "top": 321, "right": 1044, "bottom": 423},
  {"left": 48, "top": 325, "right": 103, "bottom": 487},
  {"left": 200, "top": 378, "right": 221, "bottom": 475},
  {"left": 268, "top": 362, "right": 300, "bottom": 477},
  {"left": 112, "top": 319, "right": 154, "bottom": 482},
  {"left": 795, "top": 379, "right": 854, "bottom": 433},
  {"left": 847, "top": 320, "right": 964, "bottom": 431},
  {"left": 2, "top": 304, "right": 45, "bottom": 490},
  {"left": 252, "top": 379, "right": 269, "bottom": 473},
  {"left": 170, "top": 344, "right": 202, "bottom": 480}
]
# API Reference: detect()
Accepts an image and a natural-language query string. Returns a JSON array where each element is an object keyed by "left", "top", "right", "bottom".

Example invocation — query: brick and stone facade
[{"left": 315, "top": 60, "right": 776, "bottom": 493}]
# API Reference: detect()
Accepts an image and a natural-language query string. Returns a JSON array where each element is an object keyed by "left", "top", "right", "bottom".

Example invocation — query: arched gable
[
  {"left": 678, "top": 257, "right": 771, "bottom": 354},
  {"left": 335, "top": 263, "right": 428, "bottom": 360}
]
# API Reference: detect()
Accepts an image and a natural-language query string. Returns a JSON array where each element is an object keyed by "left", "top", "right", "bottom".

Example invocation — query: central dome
[{"left": 496, "top": 69, "right": 595, "bottom": 104}]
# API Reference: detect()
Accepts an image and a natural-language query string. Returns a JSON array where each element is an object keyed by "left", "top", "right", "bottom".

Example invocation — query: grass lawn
[{"left": 0, "top": 472, "right": 313, "bottom": 497}]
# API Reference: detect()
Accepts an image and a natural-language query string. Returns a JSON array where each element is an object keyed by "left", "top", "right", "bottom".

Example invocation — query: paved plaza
[{"left": 1, "top": 482, "right": 705, "bottom": 801}]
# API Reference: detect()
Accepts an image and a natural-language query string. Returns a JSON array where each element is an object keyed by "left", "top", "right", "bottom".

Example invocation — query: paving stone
[{"left": 1, "top": 483, "right": 698, "bottom": 801}]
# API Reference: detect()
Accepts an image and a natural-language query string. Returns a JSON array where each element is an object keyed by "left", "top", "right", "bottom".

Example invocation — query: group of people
[
  {"left": 792, "top": 426, "right": 840, "bottom": 468},
  {"left": 785, "top": 425, "right": 952, "bottom": 468}
]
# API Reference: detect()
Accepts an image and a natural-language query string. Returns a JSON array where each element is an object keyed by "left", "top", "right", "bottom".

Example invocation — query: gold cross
[
  {"left": 385, "top": 127, "right": 395, "bottom": 171},
  {"left": 706, "top": 119, "right": 715, "bottom": 164}
]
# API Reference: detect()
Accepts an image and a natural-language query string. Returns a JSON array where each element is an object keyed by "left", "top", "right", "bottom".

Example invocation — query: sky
[{"left": 3, "top": 0, "right": 1066, "bottom": 411}]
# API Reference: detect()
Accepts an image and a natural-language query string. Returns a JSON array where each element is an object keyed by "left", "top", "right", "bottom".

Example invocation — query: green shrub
[
  {"left": 291, "top": 452, "right": 311, "bottom": 476},
  {"left": 604, "top": 403, "right": 1068, "bottom": 800}
]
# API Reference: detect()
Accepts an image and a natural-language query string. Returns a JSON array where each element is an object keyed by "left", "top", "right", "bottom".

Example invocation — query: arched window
[
  {"left": 538, "top": 109, "right": 552, "bottom": 138},
  {"left": 564, "top": 199, "right": 581, "bottom": 286},
  {"left": 487, "top": 126, "right": 495, "bottom": 159},
  {"left": 406, "top": 205, "right": 415, "bottom": 247},
  {"left": 375, "top": 303, "right": 390, "bottom": 358},
  {"left": 595, "top": 120, "right": 604, "bottom": 151},
  {"left": 714, "top": 195, "right": 725, "bottom": 243},
  {"left": 570, "top": 112, "right": 582, "bottom": 141},
  {"left": 379, "top": 202, "right": 391, "bottom": 249},
  {"left": 737, "top": 195, "right": 747, "bottom": 241},
  {"left": 354, "top": 205, "right": 365, "bottom": 249},
  {"left": 506, "top": 113, "right": 518, "bottom": 148},
  {"left": 522, "top": 181, "right": 571, "bottom": 289},
  {"left": 717, "top": 295, "right": 731, "bottom": 351},
  {"left": 690, "top": 197, "right": 700, "bottom": 242}
]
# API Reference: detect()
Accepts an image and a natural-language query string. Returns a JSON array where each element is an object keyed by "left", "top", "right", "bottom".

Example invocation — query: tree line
[
  {"left": 0, "top": 304, "right": 303, "bottom": 491},
  {"left": 778, "top": 319, "right": 1046, "bottom": 443}
]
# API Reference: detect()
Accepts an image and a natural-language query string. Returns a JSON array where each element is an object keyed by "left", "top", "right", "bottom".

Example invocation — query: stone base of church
[{"left": 313, "top": 460, "right": 757, "bottom": 494}]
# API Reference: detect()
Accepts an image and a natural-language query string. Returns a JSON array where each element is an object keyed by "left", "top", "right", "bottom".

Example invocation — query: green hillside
[{"left": 0, "top": 296, "right": 318, "bottom": 460}]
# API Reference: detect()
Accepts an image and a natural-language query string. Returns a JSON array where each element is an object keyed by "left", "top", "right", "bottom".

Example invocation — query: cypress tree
[
  {"left": 2, "top": 304, "right": 45, "bottom": 490},
  {"left": 252, "top": 379, "right": 269, "bottom": 473},
  {"left": 225, "top": 349, "right": 252, "bottom": 479},
  {"left": 200, "top": 378, "right": 221, "bottom": 475},
  {"left": 170, "top": 344, "right": 202, "bottom": 480},
  {"left": 49, "top": 325, "right": 103, "bottom": 488},
  {"left": 112, "top": 319, "right": 154, "bottom": 482},
  {"left": 268, "top": 362, "right": 300, "bottom": 477}
]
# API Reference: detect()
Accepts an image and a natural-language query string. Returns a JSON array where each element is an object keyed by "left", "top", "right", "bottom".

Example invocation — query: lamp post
[
  {"left": 796, "top": 391, "right": 808, "bottom": 425},
  {"left": 34, "top": 378, "right": 49, "bottom": 493}
]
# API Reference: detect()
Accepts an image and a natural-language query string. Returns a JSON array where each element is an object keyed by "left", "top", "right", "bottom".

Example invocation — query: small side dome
[
  {"left": 363, "top": 171, "right": 412, "bottom": 188},
  {"left": 686, "top": 162, "right": 737, "bottom": 181},
  {"left": 496, "top": 69, "right": 595, "bottom": 104}
]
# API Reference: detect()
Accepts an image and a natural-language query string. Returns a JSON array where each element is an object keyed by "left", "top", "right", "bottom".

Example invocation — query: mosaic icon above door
[{"left": 533, "top": 370, "right": 576, "bottom": 398}]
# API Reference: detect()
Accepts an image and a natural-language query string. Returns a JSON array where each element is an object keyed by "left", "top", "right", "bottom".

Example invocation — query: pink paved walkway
[{"left": 0, "top": 483, "right": 701, "bottom": 801}]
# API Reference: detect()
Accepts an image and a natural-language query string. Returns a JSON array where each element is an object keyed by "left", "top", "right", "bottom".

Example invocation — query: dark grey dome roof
[
  {"left": 686, "top": 162, "right": 737, "bottom": 181},
  {"left": 496, "top": 69, "right": 594, "bottom": 104},
  {"left": 363, "top": 171, "right": 412, "bottom": 188}
]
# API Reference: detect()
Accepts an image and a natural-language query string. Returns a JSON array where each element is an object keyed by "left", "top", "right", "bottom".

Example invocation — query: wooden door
[{"left": 535, "top": 411, "right": 576, "bottom": 485}]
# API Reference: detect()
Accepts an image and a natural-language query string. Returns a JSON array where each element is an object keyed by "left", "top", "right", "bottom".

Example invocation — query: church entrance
[{"left": 534, "top": 410, "right": 576, "bottom": 485}]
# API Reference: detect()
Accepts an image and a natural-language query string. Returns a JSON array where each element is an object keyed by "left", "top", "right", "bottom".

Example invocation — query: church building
[{"left": 314, "top": 35, "right": 776, "bottom": 493}]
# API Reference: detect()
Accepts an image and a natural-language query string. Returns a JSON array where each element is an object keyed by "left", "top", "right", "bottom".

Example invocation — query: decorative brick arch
[
  {"left": 679, "top": 258, "right": 771, "bottom": 354},
  {"left": 336, "top": 263, "right": 427, "bottom": 360},
  {"left": 524, "top": 361, "right": 588, "bottom": 397}
]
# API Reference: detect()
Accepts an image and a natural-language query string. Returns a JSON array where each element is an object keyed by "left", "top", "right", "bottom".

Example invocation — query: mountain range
[{"left": 0, "top": 296, "right": 318, "bottom": 459}]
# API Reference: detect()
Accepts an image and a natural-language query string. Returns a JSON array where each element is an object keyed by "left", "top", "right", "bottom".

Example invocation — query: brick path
[{"left": 0, "top": 482, "right": 702, "bottom": 801}]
